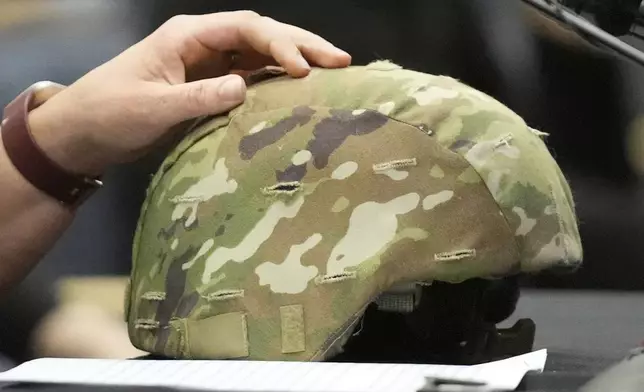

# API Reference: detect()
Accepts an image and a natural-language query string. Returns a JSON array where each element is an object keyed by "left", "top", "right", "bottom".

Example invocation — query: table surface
[
  {"left": 0, "top": 356, "right": 606, "bottom": 392},
  {"left": 0, "top": 289, "right": 642, "bottom": 392},
  {"left": 511, "top": 289, "right": 644, "bottom": 391}
]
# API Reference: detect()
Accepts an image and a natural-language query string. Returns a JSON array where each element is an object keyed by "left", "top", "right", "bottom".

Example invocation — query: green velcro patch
[
  {"left": 123, "top": 278, "right": 131, "bottom": 323},
  {"left": 186, "top": 312, "right": 249, "bottom": 359},
  {"left": 280, "top": 305, "right": 306, "bottom": 354}
]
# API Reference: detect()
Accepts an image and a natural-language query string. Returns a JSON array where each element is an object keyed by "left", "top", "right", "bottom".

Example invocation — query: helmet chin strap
[
  {"left": 331, "top": 278, "right": 535, "bottom": 365},
  {"left": 374, "top": 282, "right": 428, "bottom": 313}
]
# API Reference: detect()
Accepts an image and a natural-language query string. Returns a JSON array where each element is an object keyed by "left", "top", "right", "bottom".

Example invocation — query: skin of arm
[
  {"left": 0, "top": 11, "right": 351, "bottom": 293},
  {"left": 0, "top": 128, "right": 73, "bottom": 291}
]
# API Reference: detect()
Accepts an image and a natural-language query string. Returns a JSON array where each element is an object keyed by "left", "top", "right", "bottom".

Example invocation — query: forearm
[{"left": 0, "top": 130, "right": 75, "bottom": 292}]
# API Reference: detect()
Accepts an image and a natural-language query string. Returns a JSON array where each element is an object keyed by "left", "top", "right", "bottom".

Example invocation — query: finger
[
  {"left": 230, "top": 30, "right": 345, "bottom": 77},
  {"left": 235, "top": 17, "right": 312, "bottom": 77},
  {"left": 285, "top": 26, "right": 352, "bottom": 68},
  {"left": 183, "top": 12, "right": 351, "bottom": 76},
  {"left": 266, "top": 37, "right": 312, "bottom": 78},
  {"left": 159, "top": 74, "right": 247, "bottom": 124},
  {"left": 243, "top": 17, "right": 351, "bottom": 69},
  {"left": 230, "top": 38, "right": 351, "bottom": 73},
  {"left": 298, "top": 40, "right": 352, "bottom": 68}
]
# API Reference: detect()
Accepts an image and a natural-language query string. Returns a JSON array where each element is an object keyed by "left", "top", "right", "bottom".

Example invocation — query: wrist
[
  {"left": 27, "top": 97, "right": 107, "bottom": 178},
  {"left": 2, "top": 82, "right": 104, "bottom": 208}
]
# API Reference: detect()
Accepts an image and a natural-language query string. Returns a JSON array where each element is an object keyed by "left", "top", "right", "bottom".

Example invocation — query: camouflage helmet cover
[{"left": 125, "top": 61, "right": 582, "bottom": 361}]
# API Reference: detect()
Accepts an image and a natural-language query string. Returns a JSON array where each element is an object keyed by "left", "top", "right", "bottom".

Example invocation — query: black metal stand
[{"left": 522, "top": 0, "right": 644, "bottom": 67}]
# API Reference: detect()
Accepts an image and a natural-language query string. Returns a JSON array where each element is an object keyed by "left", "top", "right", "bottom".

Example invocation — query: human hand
[{"left": 28, "top": 11, "right": 351, "bottom": 176}]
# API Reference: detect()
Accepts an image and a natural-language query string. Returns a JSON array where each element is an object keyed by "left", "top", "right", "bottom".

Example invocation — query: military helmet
[{"left": 125, "top": 61, "right": 582, "bottom": 361}]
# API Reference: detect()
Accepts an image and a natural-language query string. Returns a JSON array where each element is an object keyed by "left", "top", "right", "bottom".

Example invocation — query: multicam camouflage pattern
[{"left": 126, "top": 61, "right": 583, "bottom": 361}]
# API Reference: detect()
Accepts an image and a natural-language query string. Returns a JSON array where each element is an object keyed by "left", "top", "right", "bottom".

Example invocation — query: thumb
[{"left": 162, "top": 74, "right": 247, "bottom": 124}]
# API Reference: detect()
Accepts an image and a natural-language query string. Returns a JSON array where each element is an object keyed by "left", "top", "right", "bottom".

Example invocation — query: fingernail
[
  {"left": 296, "top": 56, "right": 311, "bottom": 70},
  {"left": 219, "top": 76, "right": 246, "bottom": 102},
  {"left": 336, "top": 48, "right": 350, "bottom": 57}
]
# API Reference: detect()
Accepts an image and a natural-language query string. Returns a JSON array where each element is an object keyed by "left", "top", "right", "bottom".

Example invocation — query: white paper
[{"left": 0, "top": 349, "right": 547, "bottom": 391}]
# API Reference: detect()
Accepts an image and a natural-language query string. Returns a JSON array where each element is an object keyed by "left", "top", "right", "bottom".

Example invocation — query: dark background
[{"left": 1, "top": 0, "right": 644, "bottom": 366}]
